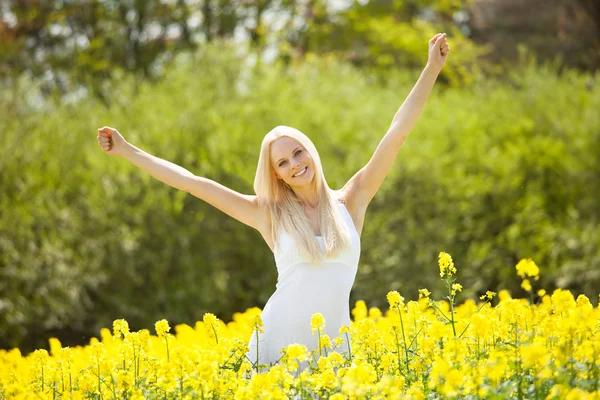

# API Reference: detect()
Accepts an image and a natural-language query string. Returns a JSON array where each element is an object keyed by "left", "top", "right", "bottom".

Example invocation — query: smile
[{"left": 293, "top": 167, "right": 307, "bottom": 177}]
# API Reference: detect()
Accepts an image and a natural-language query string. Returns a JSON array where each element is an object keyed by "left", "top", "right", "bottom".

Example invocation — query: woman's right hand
[{"left": 97, "top": 126, "right": 128, "bottom": 157}]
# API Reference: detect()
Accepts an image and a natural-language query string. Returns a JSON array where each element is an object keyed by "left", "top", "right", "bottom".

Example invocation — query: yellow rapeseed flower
[
  {"left": 438, "top": 252, "right": 456, "bottom": 278},
  {"left": 498, "top": 289, "right": 512, "bottom": 301},
  {"left": 112, "top": 319, "right": 130, "bottom": 338},
  {"left": 3, "top": 250, "right": 600, "bottom": 400},
  {"left": 339, "top": 325, "right": 351, "bottom": 335},
  {"left": 252, "top": 314, "right": 264, "bottom": 334},
  {"left": 203, "top": 313, "right": 220, "bottom": 341},
  {"left": 386, "top": 291, "right": 404, "bottom": 309},
  {"left": 516, "top": 258, "right": 540, "bottom": 279},
  {"left": 311, "top": 313, "right": 325, "bottom": 334},
  {"left": 154, "top": 319, "right": 170, "bottom": 337},
  {"left": 521, "top": 279, "right": 532, "bottom": 292},
  {"left": 351, "top": 300, "right": 368, "bottom": 320},
  {"left": 479, "top": 291, "right": 497, "bottom": 301},
  {"left": 283, "top": 344, "right": 308, "bottom": 361},
  {"left": 451, "top": 283, "right": 463, "bottom": 296}
]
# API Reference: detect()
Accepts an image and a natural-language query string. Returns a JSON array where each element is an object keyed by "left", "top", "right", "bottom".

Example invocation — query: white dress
[{"left": 246, "top": 202, "right": 361, "bottom": 370}]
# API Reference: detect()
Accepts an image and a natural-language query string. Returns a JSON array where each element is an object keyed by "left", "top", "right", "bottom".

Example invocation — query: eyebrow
[{"left": 275, "top": 146, "right": 302, "bottom": 165}]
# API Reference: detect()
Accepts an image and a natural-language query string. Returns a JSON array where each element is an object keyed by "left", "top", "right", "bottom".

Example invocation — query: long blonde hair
[{"left": 254, "top": 125, "right": 351, "bottom": 263}]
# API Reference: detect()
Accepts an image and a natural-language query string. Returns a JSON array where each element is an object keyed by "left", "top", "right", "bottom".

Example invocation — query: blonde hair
[{"left": 254, "top": 125, "right": 351, "bottom": 263}]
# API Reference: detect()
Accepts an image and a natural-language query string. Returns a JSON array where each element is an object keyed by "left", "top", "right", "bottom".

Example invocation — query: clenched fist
[
  {"left": 427, "top": 33, "right": 451, "bottom": 73},
  {"left": 96, "top": 126, "right": 128, "bottom": 157}
]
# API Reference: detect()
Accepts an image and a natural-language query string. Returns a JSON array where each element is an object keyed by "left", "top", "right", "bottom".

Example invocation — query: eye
[
  {"left": 278, "top": 160, "right": 287, "bottom": 167},
  {"left": 295, "top": 150, "right": 302, "bottom": 156}
]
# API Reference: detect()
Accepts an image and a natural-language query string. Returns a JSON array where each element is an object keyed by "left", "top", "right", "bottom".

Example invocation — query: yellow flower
[
  {"left": 537, "top": 289, "right": 546, "bottom": 297},
  {"left": 283, "top": 343, "right": 308, "bottom": 361},
  {"left": 311, "top": 313, "right": 325, "bottom": 334},
  {"left": 418, "top": 288, "right": 431, "bottom": 299},
  {"left": 498, "top": 289, "right": 512, "bottom": 301},
  {"left": 516, "top": 258, "right": 540, "bottom": 279},
  {"left": 369, "top": 307, "right": 382, "bottom": 319},
  {"left": 351, "top": 300, "right": 368, "bottom": 320},
  {"left": 203, "top": 312, "right": 217, "bottom": 327},
  {"left": 252, "top": 314, "right": 264, "bottom": 334},
  {"left": 112, "top": 319, "right": 130, "bottom": 338},
  {"left": 90, "top": 342, "right": 106, "bottom": 362},
  {"left": 339, "top": 325, "right": 351, "bottom": 335},
  {"left": 154, "top": 319, "right": 171, "bottom": 337},
  {"left": 32, "top": 349, "right": 49, "bottom": 368},
  {"left": 203, "top": 313, "right": 220, "bottom": 341},
  {"left": 438, "top": 252, "right": 456, "bottom": 278},
  {"left": 521, "top": 279, "right": 532, "bottom": 292},
  {"left": 479, "top": 291, "right": 496, "bottom": 301},
  {"left": 386, "top": 291, "right": 404, "bottom": 309},
  {"left": 320, "top": 334, "right": 332, "bottom": 349},
  {"left": 451, "top": 283, "right": 463, "bottom": 296}
]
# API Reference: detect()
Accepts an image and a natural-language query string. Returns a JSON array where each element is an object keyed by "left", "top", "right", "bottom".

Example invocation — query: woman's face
[{"left": 270, "top": 136, "right": 315, "bottom": 188}]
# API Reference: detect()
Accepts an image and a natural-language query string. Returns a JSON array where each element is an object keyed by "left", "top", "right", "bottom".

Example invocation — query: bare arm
[
  {"left": 343, "top": 33, "right": 450, "bottom": 211},
  {"left": 97, "top": 127, "right": 265, "bottom": 231},
  {"left": 121, "top": 142, "right": 194, "bottom": 191}
]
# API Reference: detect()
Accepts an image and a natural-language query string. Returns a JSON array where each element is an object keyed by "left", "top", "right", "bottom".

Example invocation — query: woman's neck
[{"left": 293, "top": 187, "right": 318, "bottom": 209}]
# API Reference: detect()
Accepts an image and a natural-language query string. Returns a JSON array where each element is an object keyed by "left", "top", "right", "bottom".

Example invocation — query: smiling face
[{"left": 270, "top": 136, "right": 316, "bottom": 188}]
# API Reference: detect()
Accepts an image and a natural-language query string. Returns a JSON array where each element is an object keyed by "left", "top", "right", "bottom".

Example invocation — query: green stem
[
  {"left": 136, "top": 350, "right": 140, "bottom": 387},
  {"left": 317, "top": 328, "right": 322, "bottom": 357},
  {"left": 211, "top": 325, "right": 219, "bottom": 345},
  {"left": 448, "top": 281, "right": 457, "bottom": 337},
  {"left": 98, "top": 362, "right": 102, "bottom": 399},
  {"left": 407, "top": 325, "right": 424, "bottom": 350},
  {"left": 344, "top": 332, "right": 353, "bottom": 363},
  {"left": 476, "top": 300, "right": 490, "bottom": 313},
  {"left": 132, "top": 344, "right": 137, "bottom": 387},
  {"left": 398, "top": 307, "right": 410, "bottom": 375},
  {"left": 255, "top": 327, "right": 260, "bottom": 372},
  {"left": 431, "top": 302, "right": 452, "bottom": 323},
  {"left": 165, "top": 336, "right": 170, "bottom": 363},
  {"left": 393, "top": 327, "right": 402, "bottom": 375},
  {"left": 458, "top": 322, "right": 470, "bottom": 339}
]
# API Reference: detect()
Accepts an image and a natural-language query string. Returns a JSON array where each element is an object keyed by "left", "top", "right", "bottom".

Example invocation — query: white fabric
[{"left": 246, "top": 202, "right": 361, "bottom": 370}]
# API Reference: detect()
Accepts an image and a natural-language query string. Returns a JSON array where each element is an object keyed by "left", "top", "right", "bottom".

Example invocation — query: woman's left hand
[{"left": 427, "top": 33, "right": 450, "bottom": 73}]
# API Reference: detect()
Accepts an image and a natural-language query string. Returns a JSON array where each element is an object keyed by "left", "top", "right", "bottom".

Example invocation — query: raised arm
[
  {"left": 96, "top": 127, "right": 266, "bottom": 232},
  {"left": 343, "top": 33, "right": 450, "bottom": 212}
]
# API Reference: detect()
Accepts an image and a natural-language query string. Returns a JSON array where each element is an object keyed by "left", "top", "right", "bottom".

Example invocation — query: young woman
[{"left": 96, "top": 33, "right": 450, "bottom": 371}]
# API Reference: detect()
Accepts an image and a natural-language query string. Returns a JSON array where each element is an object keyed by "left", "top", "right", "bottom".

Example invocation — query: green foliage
[
  {"left": 290, "top": 0, "right": 486, "bottom": 86},
  {"left": 1, "top": 44, "right": 598, "bottom": 353}
]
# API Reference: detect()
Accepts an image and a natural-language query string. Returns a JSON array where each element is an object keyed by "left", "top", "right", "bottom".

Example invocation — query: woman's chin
[{"left": 288, "top": 176, "right": 314, "bottom": 188}]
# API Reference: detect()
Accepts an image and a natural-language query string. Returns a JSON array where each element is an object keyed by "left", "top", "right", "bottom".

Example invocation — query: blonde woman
[{"left": 96, "top": 33, "right": 450, "bottom": 371}]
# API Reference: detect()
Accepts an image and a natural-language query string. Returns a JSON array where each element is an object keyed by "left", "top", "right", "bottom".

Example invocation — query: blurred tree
[
  {"left": 468, "top": 0, "right": 600, "bottom": 71},
  {"left": 277, "top": 0, "right": 486, "bottom": 86},
  {"left": 0, "top": 0, "right": 203, "bottom": 102},
  {"left": 1, "top": 0, "right": 487, "bottom": 102}
]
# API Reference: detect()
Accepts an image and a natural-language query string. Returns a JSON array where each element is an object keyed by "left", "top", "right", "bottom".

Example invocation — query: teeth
[{"left": 293, "top": 167, "right": 307, "bottom": 177}]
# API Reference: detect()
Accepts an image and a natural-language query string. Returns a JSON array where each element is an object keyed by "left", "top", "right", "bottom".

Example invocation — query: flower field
[{"left": 1, "top": 254, "right": 599, "bottom": 399}]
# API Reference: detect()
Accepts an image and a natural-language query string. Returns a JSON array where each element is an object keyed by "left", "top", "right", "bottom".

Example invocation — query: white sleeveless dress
[{"left": 246, "top": 202, "right": 361, "bottom": 370}]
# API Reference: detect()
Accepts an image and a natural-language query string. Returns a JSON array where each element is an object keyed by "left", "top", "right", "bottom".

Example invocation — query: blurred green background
[{"left": 1, "top": 0, "right": 598, "bottom": 353}]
